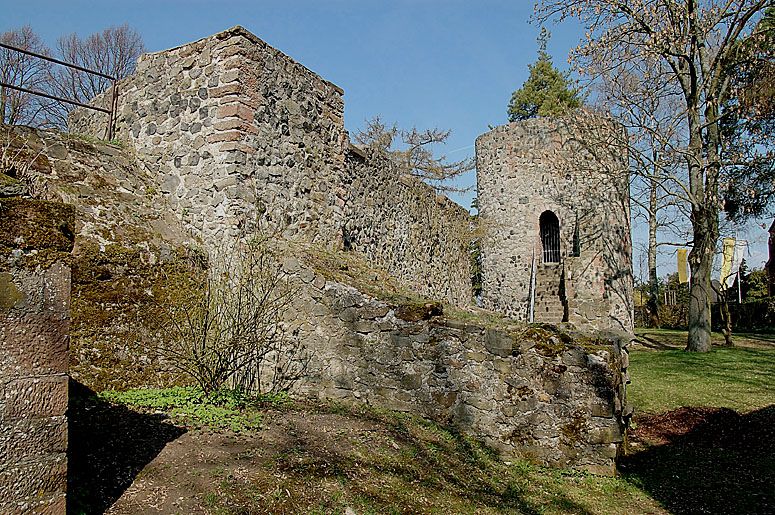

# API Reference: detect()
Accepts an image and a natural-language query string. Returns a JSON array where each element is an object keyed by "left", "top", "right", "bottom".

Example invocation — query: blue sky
[{"left": 3, "top": 0, "right": 770, "bottom": 271}]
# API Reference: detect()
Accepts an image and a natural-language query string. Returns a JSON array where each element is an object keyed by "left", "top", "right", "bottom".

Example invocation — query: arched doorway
[{"left": 539, "top": 210, "right": 561, "bottom": 264}]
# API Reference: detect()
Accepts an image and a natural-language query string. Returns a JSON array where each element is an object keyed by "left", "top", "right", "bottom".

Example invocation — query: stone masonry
[
  {"left": 476, "top": 114, "right": 634, "bottom": 333},
  {"left": 343, "top": 148, "right": 472, "bottom": 306},
  {"left": 60, "top": 26, "right": 635, "bottom": 471},
  {"left": 70, "top": 26, "right": 473, "bottom": 307},
  {"left": 0, "top": 198, "right": 75, "bottom": 514},
  {"left": 283, "top": 250, "right": 628, "bottom": 475}
]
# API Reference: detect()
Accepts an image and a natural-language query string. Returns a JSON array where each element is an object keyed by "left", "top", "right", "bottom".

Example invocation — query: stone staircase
[{"left": 534, "top": 264, "right": 566, "bottom": 324}]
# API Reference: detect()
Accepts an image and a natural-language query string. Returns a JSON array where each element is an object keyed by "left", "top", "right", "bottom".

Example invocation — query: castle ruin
[
  {"left": 477, "top": 117, "right": 633, "bottom": 332},
  {"left": 1, "top": 27, "right": 635, "bottom": 509},
  {"left": 70, "top": 26, "right": 633, "bottom": 332}
]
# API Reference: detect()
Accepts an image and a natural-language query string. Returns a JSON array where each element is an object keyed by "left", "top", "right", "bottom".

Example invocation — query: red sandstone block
[
  {"left": 0, "top": 314, "right": 68, "bottom": 377},
  {"left": 206, "top": 131, "right": 244, "bottom": 143},
  {"left": 34, "top": 494, "right": 66, "bottom": 515},
  {"left": 3, "top": 376, "right": 68, "bottom": 419},
  {"left": 214, "top": 119, "right": 245, "bottom": 131},
  {"left": 209, "top": 84, "right": 241, "bottom": 98},
  {"left": 1, "top": 265, "right": 70, "bottom": 315},
  {"left": 217, "top": 103, "right": 253, "bottom": 122},
  {"left": 0, "top": 454, "right": 66, "bottom": 505},
  {"left": 0, "top": 417, "right": 67, "bottom": 460}
]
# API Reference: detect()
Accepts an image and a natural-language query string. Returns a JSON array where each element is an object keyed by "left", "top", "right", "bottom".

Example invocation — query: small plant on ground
[{"left": 99, "top": 386, "right": 291, "bottom": 432}]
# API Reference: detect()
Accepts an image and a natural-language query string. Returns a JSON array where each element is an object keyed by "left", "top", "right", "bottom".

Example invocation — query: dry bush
[
  {"left": 0, "top": 125, "right": 43, "bottom": 195},
  {"left": 151, "top": 237, "right": 309, "bottom": 394}
]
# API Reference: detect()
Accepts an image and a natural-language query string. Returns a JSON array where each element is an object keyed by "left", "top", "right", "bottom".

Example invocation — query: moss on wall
[
  {"left": 70, "top": 241, "right": 205, "bottom": 391},
  {"left": 0, "top": 198, "right": 75, "bottom": 253},
  {"left": 0, "top": 272, "right": 24, "bottom": 309}
]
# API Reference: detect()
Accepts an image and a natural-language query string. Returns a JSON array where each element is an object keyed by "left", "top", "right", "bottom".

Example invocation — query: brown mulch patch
[
  {"left": 621, "top": 405, "right": 775, "bottom": 515},
  {"left": 629, "top": 406, "right": 743, "bottom": 447}
]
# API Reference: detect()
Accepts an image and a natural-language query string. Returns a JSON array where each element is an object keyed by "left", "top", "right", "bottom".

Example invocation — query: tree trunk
[
  {"left": 686, "top": 207, "right": 716, "bottom": 352},
  {"left": 1, "top": 86, "right": 6, "bottom": 125},
  {"left": 719, "top": 291, "right": 734, "bottom": 347},
  {"left": 647, "top": 172, "right": 660, "bottom": 327}
]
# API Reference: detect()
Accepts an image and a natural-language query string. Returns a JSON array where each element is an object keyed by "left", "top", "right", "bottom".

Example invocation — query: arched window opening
[{"left": 540, "top": 210, "right": 561, "bottom": 263}]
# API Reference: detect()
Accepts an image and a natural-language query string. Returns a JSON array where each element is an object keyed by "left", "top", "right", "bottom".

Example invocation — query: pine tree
[{"left": 507, "top": 29, "right": 582, "bottom": 122}]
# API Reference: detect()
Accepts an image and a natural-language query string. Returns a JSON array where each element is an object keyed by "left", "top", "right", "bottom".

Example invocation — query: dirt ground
[
  {"left": 71, "top": 397, "right": 775, "bottom": 515},
  {"left": 69, "top": 384, "right": 666, "bottom": 515},
  {"left": 106, "top": 411, "right": 388, "bottom": 514},
  {"left": 621, "top": 405, "right": 775, "bottom": 514}
]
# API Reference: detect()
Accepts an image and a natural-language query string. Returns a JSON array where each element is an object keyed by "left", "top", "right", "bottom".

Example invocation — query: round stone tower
[{"left": 475, "top": 112, "right": 634, "bottom": 333}]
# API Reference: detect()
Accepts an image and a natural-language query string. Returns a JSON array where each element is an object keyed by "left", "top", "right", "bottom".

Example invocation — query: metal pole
[
  {"left": 0, "top": 81, "right": 111, "bottom": 113},
  {"left": 0, "top": 42, "right": 116, "bottom": 80},
  {"left": 108, "top": 79, "right": 118, "bottom": 140}
]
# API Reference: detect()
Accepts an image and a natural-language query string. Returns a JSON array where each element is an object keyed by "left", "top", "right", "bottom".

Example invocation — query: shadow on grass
[
  {"left": 620, "top": 405, "right": 775, "bottom": 514},
  {"left": 633, "top": 333, "right": 675, "bottom": 350},
  {"left": 263, "top": 404, "right": 594, "bottom": 515},
  {"left": 67, "top": 380, "right": 186, "bottom": 514}
]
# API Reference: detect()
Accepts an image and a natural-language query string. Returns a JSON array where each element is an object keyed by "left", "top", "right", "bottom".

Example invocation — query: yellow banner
[
  {"left": 677, "top": 248, "right": 689, "bottom": 284},
  {"left": 720, "top": 237, "right": 735, "bottom": 289}
]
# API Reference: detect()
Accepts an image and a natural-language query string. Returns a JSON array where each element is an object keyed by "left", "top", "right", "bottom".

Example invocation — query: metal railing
[{"left": 0, "top": 41, "right": 118, "bottom": 139}]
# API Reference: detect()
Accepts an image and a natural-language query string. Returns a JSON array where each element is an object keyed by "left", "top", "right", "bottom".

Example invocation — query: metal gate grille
[{"left": 540, "top": 211, "right": 561, "bottom": 263}]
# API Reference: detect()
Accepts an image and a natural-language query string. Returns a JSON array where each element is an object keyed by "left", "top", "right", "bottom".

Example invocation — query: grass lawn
[
  {"left": 622, "top": 329, "right": 775, "bottom": 514},
  {"left": 635, "top": 327, "right": 775, "bottom": 351},
  {"left": 628, "top": 344, "right": 775, "bottom": 414}
]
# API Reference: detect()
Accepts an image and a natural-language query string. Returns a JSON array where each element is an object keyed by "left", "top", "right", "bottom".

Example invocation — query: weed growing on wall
[{"left": 0, "top": 125, "right": 44, "bottom": 195}]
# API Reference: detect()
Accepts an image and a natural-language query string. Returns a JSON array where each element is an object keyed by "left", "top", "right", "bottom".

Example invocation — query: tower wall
[{"left": 476, "top": 113, "right": 634, "bottom": 333}]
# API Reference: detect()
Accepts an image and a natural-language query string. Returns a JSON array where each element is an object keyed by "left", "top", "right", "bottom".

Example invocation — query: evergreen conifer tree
[{"left": 508, "top": 29, "right": 582, "bottom": 122}]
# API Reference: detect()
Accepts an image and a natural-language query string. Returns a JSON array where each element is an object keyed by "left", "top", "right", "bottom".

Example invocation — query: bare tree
[
  {"left": 354, "top": 116, "right": 475, "bottom": 192},
  {"left": 537, "top": 0, "right": 772, "bottom": 351},
  {"left": 596, "top": 58, "right": 692, "bottom": 327},
  {"left": 46, "top": 24, "right": 144, "bottom": 128},
  {"left": 0, "top": 26, "right": 51, "bottom": 126},
  {"left": 150, "top": 237, "right": 308, "bottom": 395}
]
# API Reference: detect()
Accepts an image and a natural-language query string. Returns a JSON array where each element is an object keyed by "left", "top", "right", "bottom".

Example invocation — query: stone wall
[
  {"left": 69, "top": 26, "right": 474, "bottom": 309},
  {"left": 0, "top": 198, "right": 75, "bottom": 514},
  {"left": 476, "top": 113, "right": 634, "bottom": 333},
  {"left": 0, "top": 126, "right": 198, "bottom": 391},
  {"left": 343, "top": 149, "right": 473, "bottom": 306},
  {"left": 283, "top": 249, "right": 628, "bottom": 474},
  {"left": 70, "top": 25, "right": 348, "bottom": 249}
]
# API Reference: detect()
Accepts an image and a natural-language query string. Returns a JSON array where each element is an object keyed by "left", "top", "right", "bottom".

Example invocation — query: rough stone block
[
  {"left": 484, "top": 328, "right": 513, "bottom": 357},
  {"left": 3, "top": 376, "right": 68, "bottom": 419},
  {"left": 589, "top": 423, "right": 624, "bottom": 444},
  {"left": 0, "top": 199, "right": 75, "bottom": 253},
  {"left": 206, "top": 130, "right": 243, "bottom": 143},
  {"left": 0, "top": 453, "right": 66, "bottom": 504},
  {"left": 209, "top": 84, "right": 241, "bottom": 98},
  {"left": 0, "top": 314, "right": 68, "bottom": 377},
  {"left": 0, "top": 416, "right": 67, "bottom": 460},
  {"left": 216, "top": 103, "right": 253, "bottom": 122}
]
